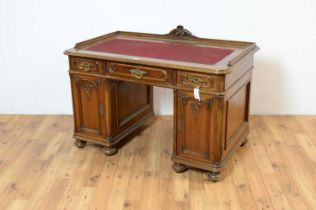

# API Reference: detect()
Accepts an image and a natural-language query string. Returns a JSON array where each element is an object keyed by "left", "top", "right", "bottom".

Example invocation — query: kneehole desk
[{"left": 64, "top": 25, "right": 259, "bottom": 182}]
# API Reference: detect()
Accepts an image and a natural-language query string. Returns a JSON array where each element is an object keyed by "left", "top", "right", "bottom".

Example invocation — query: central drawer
[{"left": 107, "top": 62, "right": 174, "bottom": 85}]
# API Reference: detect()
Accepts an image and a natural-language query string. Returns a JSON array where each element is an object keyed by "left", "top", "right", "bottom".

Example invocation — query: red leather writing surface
[{"left": 87, "top": 38, "right": 233, "bottom": 65}]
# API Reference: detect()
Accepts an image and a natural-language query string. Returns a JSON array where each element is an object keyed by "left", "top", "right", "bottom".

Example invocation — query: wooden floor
[{"left": 0, "top": 115, "right": 315, "bottom": 210}]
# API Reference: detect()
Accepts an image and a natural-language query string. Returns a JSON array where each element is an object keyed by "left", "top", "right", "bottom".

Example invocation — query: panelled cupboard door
[
  {"left": 70, "top": 74, "right": 107, "bottom": 138},
  {"left": 175, "top": 90, "right": 216, "bottom": 162}
]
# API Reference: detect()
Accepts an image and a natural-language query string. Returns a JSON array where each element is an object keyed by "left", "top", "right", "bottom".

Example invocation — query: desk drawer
[
  {"left": 108, "top": 62, "right": 174, "bottom": 85},
  {"left": 70, "top": 57, "right": 104, "bottom": 74},
  {"left": 177, "top": 71, "right": 220, "bottom": 92}
]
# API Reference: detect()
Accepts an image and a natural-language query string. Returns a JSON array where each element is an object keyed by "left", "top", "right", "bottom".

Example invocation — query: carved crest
[
  {"left": 191, "top": 102, "right": 201, "bottom": 114},
  {"left": 181, "top": 95, "right": 214, "bottom": 115},
  {"left": 75, "top": 77, "right": 100, "bottom": 100},
  {"left": 80, "top": 82, "right": 95, "bottom": 99},
  {"left": 168, "top": 25, "right": 196, "bottom": 39}
]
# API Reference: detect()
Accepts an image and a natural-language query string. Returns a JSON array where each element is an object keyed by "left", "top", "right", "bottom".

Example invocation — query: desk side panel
[{"left": 221, "top": 70, "right": 252, "bottom": 159}]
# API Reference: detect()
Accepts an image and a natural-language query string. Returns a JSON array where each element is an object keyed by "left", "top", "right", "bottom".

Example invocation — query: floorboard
[{"left": 0, "top": 115, "right": 315, "bottom": 210}]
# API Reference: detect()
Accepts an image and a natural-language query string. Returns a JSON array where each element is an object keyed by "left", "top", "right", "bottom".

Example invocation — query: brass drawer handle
[
  {"left": 182, "top": 74, "right": 212, "bottom": 88},
  {"left": 77, "top": 61, "right": 97, "bottom": 72},
  {"left": 129, "top": 69, "right": 147, "bottom": 79}
]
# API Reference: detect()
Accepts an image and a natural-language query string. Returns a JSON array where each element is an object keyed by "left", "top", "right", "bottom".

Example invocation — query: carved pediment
[{"left": 167, "top": 25, "right": 196, "bottom": 39}]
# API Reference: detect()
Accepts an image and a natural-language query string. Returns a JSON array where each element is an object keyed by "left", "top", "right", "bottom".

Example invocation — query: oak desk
[{"left": 64, "top": 26, "right": 259, "bottom": 181}]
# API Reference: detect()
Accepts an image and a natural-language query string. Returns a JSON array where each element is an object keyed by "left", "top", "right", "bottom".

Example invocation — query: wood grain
[{"left": 0, "top": 115, "right": 315, "bottom": 210}]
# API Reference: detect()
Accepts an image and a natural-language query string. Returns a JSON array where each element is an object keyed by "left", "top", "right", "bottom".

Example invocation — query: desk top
[{"left": 65, "top": 25, "right": 258, "bottom": 74}]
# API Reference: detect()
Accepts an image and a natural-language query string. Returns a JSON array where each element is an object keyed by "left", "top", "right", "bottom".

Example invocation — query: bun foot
[
  {"left": 172, "top": 163, "right": 188, "bottom": 173},
  {"left": 74, "top": 139, "right": 87, "bottom": 148},
  {"left": 207, "top": 171, "right": 221, "bottom": 182},
  {"left": 103, "top": 146, "right": 117, "bottom": 156},
  {"left": 240, "top": 138, "right": 248, "bottom": 147}
]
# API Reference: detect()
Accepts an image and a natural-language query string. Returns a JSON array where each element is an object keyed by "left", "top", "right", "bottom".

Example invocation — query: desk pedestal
[
  {"left": 172, "top": 76, "right": 251, "bottom": 182},
  {"left": 70, "top": 74, "right": 154, "bottom": 155}
]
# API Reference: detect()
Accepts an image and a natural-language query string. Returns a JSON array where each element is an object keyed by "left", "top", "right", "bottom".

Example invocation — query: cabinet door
[
  {"left": 70, "top": 74, "right": 106, "bottom": 138},
  {"left": 175, "top": 90, "right": 216, "bottom": 162}
]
